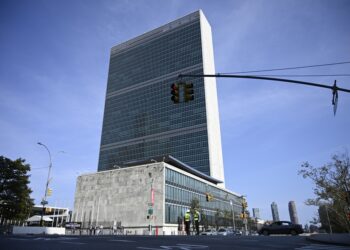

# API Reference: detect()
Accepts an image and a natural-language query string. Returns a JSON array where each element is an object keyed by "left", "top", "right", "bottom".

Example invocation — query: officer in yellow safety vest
[
  {"left": 193, "top": 209, "right": 200, "bottom": 235},
  {"left": 184, "top": 209, "right": 191, "bottom": 235}
]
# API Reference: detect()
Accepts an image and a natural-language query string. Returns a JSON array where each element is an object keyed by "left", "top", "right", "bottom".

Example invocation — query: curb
[{"left": 306, "top": 236, "right": 350, "bottom": 247}]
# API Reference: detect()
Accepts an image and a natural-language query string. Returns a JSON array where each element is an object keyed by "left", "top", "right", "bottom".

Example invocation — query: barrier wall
[{"left": 12, "top": 226, "right": 65, "bottom": 235}]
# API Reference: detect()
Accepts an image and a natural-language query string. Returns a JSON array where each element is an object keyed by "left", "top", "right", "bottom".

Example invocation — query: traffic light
[
  {"left": 241, "top": 199, "right": 247, "bottom": 213},
  {"left": 47, "top": 188, "right": 52, "bottom": 197},
  {"left": 184, "top": 83, "right": 194, "bottom": 102},
  {"left": 242, "top": 200, "right": 248, "bottom": 209},
  {"left": 240, "top": 213, "right": 247, "bottom": 219},
  {"left": 171, "top": 83, "right": 180, "bottom": 103},
  {"left": 206, "top": 193, "right": 213, "bottom": 202}
]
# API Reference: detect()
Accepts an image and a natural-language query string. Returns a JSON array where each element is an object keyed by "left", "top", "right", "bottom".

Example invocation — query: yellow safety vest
[
  {"left": 194, "top": 212, "right": 199, "bottom": 221},
  {"left": 184, "top": 212, "right": 191, "bottom": 222}
]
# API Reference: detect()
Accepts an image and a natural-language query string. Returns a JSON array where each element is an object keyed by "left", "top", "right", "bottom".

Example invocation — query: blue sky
[{"left": 1, "top": 0, "right": 349, "bottom": 226}]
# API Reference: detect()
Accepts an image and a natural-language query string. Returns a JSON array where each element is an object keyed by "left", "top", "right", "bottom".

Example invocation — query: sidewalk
[{"left": 307, "top": 233, "right": 350, "bottom": 246}]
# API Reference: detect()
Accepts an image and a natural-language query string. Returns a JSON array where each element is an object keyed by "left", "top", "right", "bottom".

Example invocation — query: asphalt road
[{"left": 1, "top": 235, "right": 348, "bottom": 250}]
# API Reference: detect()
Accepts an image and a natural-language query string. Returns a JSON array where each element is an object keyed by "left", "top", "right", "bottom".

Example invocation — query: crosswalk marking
[{"left": 295, "top": 243, "right": 350, "bottom": 250}]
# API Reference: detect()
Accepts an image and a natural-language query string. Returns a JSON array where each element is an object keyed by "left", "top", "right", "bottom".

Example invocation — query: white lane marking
[
  {"left": 138, "top": 244, "right": 209, "bottom": 249},
  {"left": 109, "top": 239, "right": 136, "bottom": 242},
  {"left": 60, "top": 241, "right": 86, "bottom": 245}
]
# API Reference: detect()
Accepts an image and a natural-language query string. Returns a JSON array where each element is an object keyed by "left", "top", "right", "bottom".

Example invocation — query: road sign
[{"left": 41, "top": 200, "right": 48, "bottom": 205}]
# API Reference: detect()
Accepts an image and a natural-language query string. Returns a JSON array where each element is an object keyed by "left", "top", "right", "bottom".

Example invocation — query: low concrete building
[{"left": 73, "top": 156, "right": 243, "bottom": 235}]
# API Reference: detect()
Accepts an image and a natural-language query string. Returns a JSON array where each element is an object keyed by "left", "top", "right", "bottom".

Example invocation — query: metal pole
[
  {"left": 325, "top": 205, "right": 333, "bottom": 234},
  {"left": 149, "top": 179, "right": 153, "bottom": 236},
  {"left": 178, "top": 74, "right": 350, "bottom": 93},
  {"left": 37, "top": 142, "right": 52, "bottom": 227},
  {"left": 230, "top": 200, "right": 236, "bottom": 231}
]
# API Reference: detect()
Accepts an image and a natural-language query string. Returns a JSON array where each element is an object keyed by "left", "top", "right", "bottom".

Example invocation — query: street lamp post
[
  {"left": 230, "top": 200, "right": 236, "bottom": 231},
  {"left": 37, "top": 142, "right": 52, "bottom": 227}
]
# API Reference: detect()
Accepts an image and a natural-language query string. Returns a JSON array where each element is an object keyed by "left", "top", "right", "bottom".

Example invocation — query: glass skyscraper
[
  {"left": 98, "top": 10, "right": 224, "bottom": 184},
  {"left": 271, "top": 202, "right": 280, "bottom": 222},
  {"left": 288, "top": 201, "right": 299, "bottom": 224}
]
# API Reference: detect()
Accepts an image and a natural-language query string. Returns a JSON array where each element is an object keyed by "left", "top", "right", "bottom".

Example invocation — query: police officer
[
  {"left": 194, "top": 209, "right": 200, "bottom": 235},
  {"left": 184, "top": 209, "right": 191, "bottom": 235}
]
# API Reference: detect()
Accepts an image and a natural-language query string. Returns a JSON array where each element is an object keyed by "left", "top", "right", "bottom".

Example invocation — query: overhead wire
[
  {"left": 239, "top": 74, "right": 350, "bottom": 77},
  {"left": 223, "top": 61, "right": 350, "bottom": 74}
]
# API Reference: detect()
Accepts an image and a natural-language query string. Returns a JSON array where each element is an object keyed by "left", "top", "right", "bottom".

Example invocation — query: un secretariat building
[{"left": 73, "top": 10, "right": 244, "bottom": 235}]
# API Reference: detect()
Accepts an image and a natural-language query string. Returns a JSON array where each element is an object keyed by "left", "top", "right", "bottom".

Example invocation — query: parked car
[
  {"left": 232, "top": 230, "right": 242, "bottom": 236},
  {"left": 217, "top": 228, "right": 233, "bottom": 236},
  {"left": 200, "top": 229, "right": 217, "bottom": 235},
  {"left": 258, "top": 221, "right": 303, "bottom": 236},
  {"left": 249, "top": 231, "right": 259, "bottom": 236}
]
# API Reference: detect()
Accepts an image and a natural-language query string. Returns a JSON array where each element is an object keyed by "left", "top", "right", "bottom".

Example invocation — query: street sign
[
  {"left": 65, "top": 222, "right": 81, "bottom": 229},
  {"left": 41, "top": 200, "right": 48, "bottom": 205}
]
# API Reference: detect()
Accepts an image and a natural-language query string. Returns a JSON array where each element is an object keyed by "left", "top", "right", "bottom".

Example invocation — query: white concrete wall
[
  {"left": 199, "top": 10, "right": 225, "bottom": 187},
  {"left": 73, "top": 163, "right": 165, "bottom": 233},
  {"left": 12, "top": 226, "right": 65, "bottom": 235}
]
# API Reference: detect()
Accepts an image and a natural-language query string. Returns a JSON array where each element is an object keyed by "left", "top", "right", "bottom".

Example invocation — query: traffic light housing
[
  {"left": 184, "top": 83, "right": 194, "bottom": 102},
  {"left": 241, "top": 199, "right": 247, "bottom": 213},
  {"left": 47, "top": 188, "right": 52, "bottom": 197},
  {"left": 242, "top": 200, "right": 248, "bottom": 209},
  {"left": 206, "top": 193, "right": 213, "bottom": 202},
  {"left": 240, "top": 213, "right": 247, "bottom": 219},
  {"left": 171, "top": 83, "right": 180, "bottom": 103}
]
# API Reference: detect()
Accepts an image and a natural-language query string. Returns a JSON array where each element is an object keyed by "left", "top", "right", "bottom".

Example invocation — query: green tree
[
  {"left": 214, "top": 208, "right": 222, "bottom": 229},
  {"left": 298, "top": 152, "right": 350, "bottom": 233},
  {"left": 223, "top": 209, "right": 232, "bottom": 227},
  {"left": 190, "top": 197, "right": 200, "bottom": 213},
  {"left": 0, "top": 156, "right": 34, "bottom": 225}
]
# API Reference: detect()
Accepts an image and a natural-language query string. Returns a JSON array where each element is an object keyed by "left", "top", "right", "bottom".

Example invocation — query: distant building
[
  {"left": 271, "top": 202, "right": 280, "bottom": 221},
  {"left": 252, "top": 208, "right": 260, "bottom": 219},
  {"left": 288, "top": 201, "right": 299, "bottom": 224},
  {"left": 27, "top": 205, "right": 70, "bottom": 227}
]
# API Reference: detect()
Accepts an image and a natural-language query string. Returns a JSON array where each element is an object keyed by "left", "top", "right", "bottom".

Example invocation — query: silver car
[
  {"left": 217, "top": 228, "right": 233, "bottom": 236},
  {"left": 200, "top": 229, "right": 217, "bottom": 235}
]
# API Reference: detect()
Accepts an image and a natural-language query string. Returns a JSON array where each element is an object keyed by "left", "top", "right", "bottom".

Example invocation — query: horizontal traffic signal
[{"left": 170, "top": 82, "right": 194, "bottom": 103}]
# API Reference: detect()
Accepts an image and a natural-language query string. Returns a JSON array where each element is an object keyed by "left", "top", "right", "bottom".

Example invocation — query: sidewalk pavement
[{"left": 307, "top": 233, "right": 350, "bottom": 246}]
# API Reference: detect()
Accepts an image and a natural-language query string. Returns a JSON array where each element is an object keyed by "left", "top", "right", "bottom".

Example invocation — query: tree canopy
[
  {"left": 299, "top": 152, "right": 350, "bottom": 233},
  {"left": 0, "top": 156, "right": 34, "bottom": 224}
]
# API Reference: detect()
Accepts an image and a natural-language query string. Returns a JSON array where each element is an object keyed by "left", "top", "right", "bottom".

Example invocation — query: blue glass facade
[
  {"left": 165, "top": 168, "right": 242, "bottom": 224},
  {"left": 98, "top": 15, "right": 212, "bottom": 175}
]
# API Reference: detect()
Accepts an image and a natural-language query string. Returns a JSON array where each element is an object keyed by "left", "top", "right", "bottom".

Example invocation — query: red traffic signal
[{"left": 171, "top": 83, "right": 180, "bottom": 103}]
